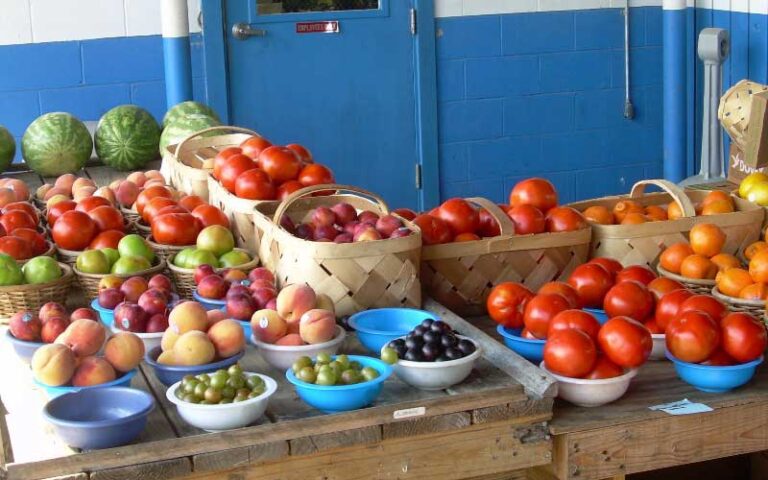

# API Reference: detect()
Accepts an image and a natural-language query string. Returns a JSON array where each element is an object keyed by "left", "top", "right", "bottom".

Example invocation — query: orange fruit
[
  {"left": 710, "top": 253, "right": 742, "bottom": 272},
  {"left": 644, "top": 205, "right": 668, "bottom": 221},
  {"left": 688, "top": 223, "right": 726, "bottom": 257},
  {"left": 749, "top": 249, "right": 768, "bottom": 283},
  {"left": 668, "top": 202, "right": 683, "bottom": 220},
  {"left": 620, "top": 212, "right": 648, "bottom": 225},
  {"left": 745, "top": 241, "right": 768, "bottom": 260},
  {"left": 680, "top": 254, "right": 718, "bottom": 279},
  {"left": 454, "top": 233, "right": 481, "bottom": 242},
  {"left": 612, "top": 200, "right": 644, "bottom": 223},
  {"left": 739, "top": 282, "right": 768, "bottom": 300},
  {"left": 716, "top": 267, "right": 754, "bottom": 297},
  {"left": 583, "top": 205, "right": 614, "bottom": 225},
  {"left": 659, "top": 242, "right": 695, "bottom": 274},
  {"left": 701, "top": 200, "right": 735, "bottom": 215},
  {"left": 701, "top": 190, "right": 735, "bottom": 208}
]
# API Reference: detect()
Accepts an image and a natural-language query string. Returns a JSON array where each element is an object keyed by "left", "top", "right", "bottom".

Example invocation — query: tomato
[
  {"left": 643, "top": 317, "right": 663, "bottom": 334},
  {"left": 543, "top": 329, "right": 597, "bottom": 378},
  {"left": 486, "top": 282, "right": 534, "bottom": 328},
  {"left": 0, "top": 210, "right": 36, "bottom": 233},
  {"left": 0, "top": 236, "right": 33, "bottom": 259},
  {"left": 393, "top": 208, "right": 418, "bottom": 221},
  {"left": 178, "top": 195, "right": 206, "bottom": 212},
  {"left": 615, "top": 265, "right": 657, "bottom": 285},
  {"left": 587, "top": 257, "right": 623, "bottom": 278},
  {"left": 435, "top": 198, "right": 480, "bottom": 236},
  {"left": 75, "top": 196, "right": 111, "bottom": 214},
  {"left": 603, "top": 280, "right": 654, "bottom": 322},
  {"left": 276, "top": 180, "right": 305, "bottom": 201},
  {"left": 258, "top": 146, "right": 302, "bottom": 183},
  {"left": 298, "top": 164, "right": 334, "bottom": 187},
  {"left": 12, "top": 228, "right": 47, "bottom": 256},
  {"left": 702, "top": 348, "right": 736, "bottom": 366},
  {"left": 89, "top": 230, "right": 125, "bottom": 250},
  {"left": 477, "top": 208, "right": 501, "bottom": 237},
  {"left": 584, "top": 355, "right": 624, "bottom": 379},
  {"left": 47, "top": 200, "right": 77, "bottom": 226},
  {"left": 219, "top": 154, "right": 257, "bottom": 193},
  {"left": 235, "top": 169, "right": 277, "bottom": 200},
  {"left": 646, "top": 277, "right": 685, "bottom": 300},
  {"left": 151, "top": 213, "right": 201, "bottom": 246},
  {"left": 454, "top": 232, "right": 480, "bottom": 242},
  {"left": 213, "top": 147, "right": 242, "bottom": 180},
  {"left": 520, "top": 328, "right": 540, "bottom": 340},
  {"left": 666, "top": 310, "right": 720, "bottom": 363},
  {"left": 523, "top": 293, "right": 571, "bottom": 339},
  {"left": 509, "top": 178, "right": 558, "bottom": 213},
  {"left": 506, "top": 205, "right": 545, "bottom": 235},
  {"left": 52, "top": 210, "right": 96, "bottom": 250},
  {"left": 141, "top": 197, "right": 177, "bottom": 224},
  {"left": 286, "top": 143, "right": 313, "bottom": 164},
  {"left": 240, "top": 136, "right": 273, "bottom": 160},
  {"left": 548, "top": 309, "right": 602, "bottom": 340},
  {"left": 191, "top": 204, "right": 230, "bottom": 229},
  {"left": 567, "top": 263, "right": 614, "bottom": 308},
  {"left": 156, "top": 205, "right": 190, "bottom": 217},
  {"left": 720, "top": 312, "right": 767, "bottom": 363},
  {"left": 135, "top": 186, "right": 172, "bottom": 216},
  {"left": 598, "top": 316, "right": 652, "bottom": 368},
  {"left": 537, "top": 281, "right": 579, "bottom": 308},
  {"left": 545, "top": 206, "right": 587, "bottom": 232},
  {"left": 412, "top": 214, "right": 452, "bottom": 245},
  {"left": 654, "top": 289, "right": 693, "bottom": 331},
  {"left": 88, "top": 205, "right": 125, "bottom": 233},
  {"left": 3, "top": 202, "right": 38, "bottom": 223},
  {"left": 678, "top": 294, "right": 727, "bottom": 324}
]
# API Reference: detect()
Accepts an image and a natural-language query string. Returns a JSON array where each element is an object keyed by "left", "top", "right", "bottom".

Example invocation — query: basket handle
[
  {"left": 174, "top": 126, "right": 263, "bottom": 156},
  {"left": 465, "top": 197, "right": 515, "bottom": 235},
  {"left": 629, "top": 179, "right": 697, "bottom": 218},
  {"left": 272, "top": 184, "right": 390, "bottom": 224}
]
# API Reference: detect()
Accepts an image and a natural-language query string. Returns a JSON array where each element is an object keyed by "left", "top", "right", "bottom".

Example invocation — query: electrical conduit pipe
[
  {"left": 663, "top": 0, "right": 687, "bottom": 182},
  {"left": 161, "top": 0, "right": 193, "bottom": 109}
]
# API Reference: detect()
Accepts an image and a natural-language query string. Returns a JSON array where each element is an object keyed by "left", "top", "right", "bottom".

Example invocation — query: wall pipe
[
  {"left": 161, "top": 0, "right": 193, "bottom": 109},
  {"left": 663, "top": 0, "right": 687, "bottom": 182}
]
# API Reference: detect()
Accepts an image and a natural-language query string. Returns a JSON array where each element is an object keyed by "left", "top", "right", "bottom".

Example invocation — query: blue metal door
[{"left": 221, "top": 0, "right": 423, "bottom": 209}]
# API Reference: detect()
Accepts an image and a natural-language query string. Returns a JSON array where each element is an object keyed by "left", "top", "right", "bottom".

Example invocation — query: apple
[
  {"left": 120, "top": 276, "right": 149, "bottom": 303},
  {"left": 194, "top": 264, "right": 216, "bottom": 284},
  {"left": 248, "top": 267, "right": 275, "bottom": 285},
  {"left": 251, "top": 286, "right": 277, "bottom": 309},
  {"left": 146, "top": 313, "right": 169, "bottom": 333},
  {"left": 353, "top": 226, "right": 382, "bottom": 242},
  {"left": 226, "top": 283, "right": 251, "bottom": 299},
  {"left": 9, "top": 311, "right": 42, "bottom": 341},
  {"left": 226, "top": 293, "right": 257, "bottom": 321},
  {"left": 117, "top": 234, "right": 155, "bottom": 263},
  {"left": 76, "top": 250, "right": 110, "bottom": 275},
  {"left": 331, "top": 203, "right": 357, "bottom": 225},
  {"left": 375, "top": 215, "right": 403, "bottom": 237},
  {"left": 70, "top": 308, "right": 98, "bottom": 321},
  {"left": 41, "top": 316, "right": 69, "bottom": 343},
  {"left": 343, "top": 221, "right": 360, "bottom": 236},
  {"left": 138, "top": 289, "right": 169, "bottom": 315},
  {"left": 148, "top": 274, "right": 173, "bottom": 295},
  {"left": 280, "top": 215, "right": 296, "bottom": 234},
  {"left": 358, "top": 210, "right": 379, "bottom": 225},
  {"left": 295, "top": 223, "right": 314, "bottom": 240},
  {"left": 334, "top": 233, "right": 353, "bottom": 243},
  {"left": 98, "top": 275, "right": 123, "bottom": 291},
  {"left": 389, "top": 227, "right": 412, "bottom": 239},
  {"left": 313, "top": 225, "right": 338, "bottom": 241},
  {"left": 196, "top": 225, "right": 235, "bottom": 258},
  {"left": 98, "top": 288, "right": 125, "bottom": 309},
  {"left": 311, "top": 207, "right": 337, "bottom": 228},
  {"left": 114, "top": 302, "right": 148, "bottom": 333},
  {"left": 197, "top": 275, "right": 228, "bottom": 299}
]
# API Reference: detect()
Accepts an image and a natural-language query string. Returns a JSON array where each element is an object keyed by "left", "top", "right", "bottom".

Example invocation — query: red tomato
[
  {"left": 548, "top": 310, "right": 602, "bottom": 340},
  {"left": 678, "top": 295, "right": 727, "bottom": 324},
  {"left": 567, "top": 263, "right": 614, "bottom": 308},
  {"left": 88, "top": 205, "right": 125, "bottom": 233},
  {"left": 258, "top": 146, "right": 302, "bottom": 183},
  {"left": 0, "top": 210, "right": 36, "bottom": 233},
  {"left": 509, "top": 178, "right": 558, "bottom": 213},
  {"left": 89, "top": 230, "right": 125, "bottom": 250},
  {"left": 543, "top": 329, "right": 597, "bottom": 378},
  {"left": 615, "top": 265, "right": 657, "bottom": 285},
  {"left": 477, "top": 208, "right": 501, "bottom": 237},
  {"left": 235, "top": 169, "right": 276, "bottom": 200},
  {"left": 655, "top": 289, "right": 694, "bottom": 330},
  {"left": 720, "top": 312, "right": 767, "bottom": 363},
  {"left": 276, "top": 180, "right": 305, "bottom": 201},
  {"left": 506, "top": 205, "right": 545, "bottom": 235},
  {"left": 286, "top": 143, "right": 313, "bottom": 164},
  {"left": 412, "top": 214, "right": 452, "bottom": 245},
  {"left": 523, "top": 293, "right": 572, "bottom": 339},
  {"left": 666, "top": 310, "right": 720, "bottom": 363},
  {"left": 141, "top": 197, "right": 177, "bottom": 224},
  {"left": 151, "top": 213, "right": 200, "bottom": 246},
  {"left": 156, "top": 205, "right": 189, "bottom": 217},
  {"left": 75, "top": 196, "right": 111, "bottom": 213},
  {"left": 52, "top": 210, "right": 96, "bottom": 250},
  {"left": 598, "top": 316, "right": 653, "bottom": 368},
  {"left": 646, "top": 277, "right": 685, "bottom": 301},
  {"left": 191, "top": 205, "right": 230, "bottom": 229},
  {"left": 178, "top": 195, "right": 206, "bottom": 212},
  {"left": 537, "top": 281, "right": 580, "bottom": 308},
  {"left": 240, "top": 136, "right": 273, "bottom": 160},
  {"left": 298, "top": 164, "right": 334, "bottom": 187},
  {"left": 702, "top": 348, "right": 736, "bottom": 366},
  {"left": 393, "top": 208, "right": 418, "bottom": 221},
  {"left": 545, "top": 206, "right": 587, "bottom": 232},
  {"left": 135, "top": 186, "right": 172, "bottom": 216},
  {"left": 11, "top": 228, "right": 47, "bottom": 256},
  {"left": 47, "top": 200, "right": 77, "bottom": 226},
  {"left": 486, "top": 282, "right": 534, "bottom": 328},
  {"left": 584, "top": 355, "right": 624, "bottom": 379},
  {"left": 437, "top": 198, "right": 480, "bottom": 236},
  {"left": 3, "top": 202, "right": 38, "bottom": 223},
  {"left": 219, "top": 154, "right": 257, "bottom": 193},
  {"left": 213, "top": 147, "right": 242, "bottom": 180},
  {"left": 587, "top": 257, "right": 623, "bottom": 278},
  {"left": 0, "top": 236, "right": 33, "bottom": 259},
  {"left": 643, "top": 317, "right": 663, "bottom": 334},
  {"left": 603, "top": 280, "right": 654, "bottom": 322}
]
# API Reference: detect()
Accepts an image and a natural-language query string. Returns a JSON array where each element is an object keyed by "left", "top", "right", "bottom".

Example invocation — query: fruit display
[
  {"left": 290, "top": 353, "right": 379, "bottom": 386},
  {"left": 581, "top": 190, "right": 736, "bottom": 225},
  {"left": 172, "top": 226, "right": 253, "bottom": 269},
  {"left": 162, "top": 101, "right": 220, "bottom": 129},
  {"left": 95, "top": 105, "right": 161, "bottom": 171},
  {"left": 195, "top": 266, "right": 275, "bottom": 313},
  {"left": 8, "top": 303, "right": 98, "bottom": 344},
  {"left": 35, "top": 170, "right": 166, "bottom": 210},
  {"left": 75, "top": 234, "right": 156, "bottom": 275},
  {"left": 658, "top": 223, "right": 732, "bottom": 280},
  {"left": 380, "top": 319, "right": 476, "bottom": 363},
  {"left": 160, "top": 114, "right": 221, "bottom": 153},
  {"left": 0, "top": 253, "right": 64, "bottom": 286},
  {"left": 0, "top": 203, "right": 51, "bottom": 260},
  {"left": 738, "top": 172, "right": 768, "bottom": 206},
  {"left": 97, "top": 274, "right": 175, "bottom": 334},
  {"left": 172, "top": 364, "right": 267, "bottom": 404},
  {"left": 21, "top": 112, "right": 93, "bottom": 177},
  {"left": 0, "top": 125, "right": 15, "bottom": 173}
]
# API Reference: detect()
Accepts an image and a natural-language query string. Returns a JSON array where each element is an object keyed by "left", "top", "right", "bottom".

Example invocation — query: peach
[
  {"left": 56, "top": 319, "right": 106, "bottom": 357},
  {"left": 46, "top": 194, "right": 69, "bottom": 209},
  {"left": 275, "top": 333, "right": 304, "bottom": 346},
  {"left": 72, "top": 177, "right": 96, "bottom": 192},
  {"left": 32, "top": 344, "right": 77, "bottom": 386},
  {"left": 206, "top": 309, "right": 227, "bottom": 326},
  {"left": 54, "top": 173, "right": 77, "bottom": 192},
  {"left": 104, "top": 332, "right": 145, "bottom": 372},
  {"left": 144, "top": 179, "right": 166, "bottom": 189},
  {"left": 73, "top": 186, "right": 96, "bottom": 202},
  {"left": 41, "top": 316, "right": 69, "bottom": 343},
  {"left": 39, "top": 302, "right": 67, "bottom": 323},
  {"left": 207, "top": 319, "right": 245, "bottom": 358},
  {"left": 0, "top": 188, "right": 17, "bottom": 207},
  {"left": 116, "top": 181, "right": 140, "bottom": 208},
  {"left": 109, "top": 179, "right": 121, "bottom": 190},
  {"left": 145, "top": 170, "right": 165, "bottom": 182},
  {"left": 126, "top": 172, "right": 147, "bottom": 187},
  {"left": 161, "top": 328, "right": 180, "bottom": 351},
  {"left": 99, "top": 275, "right": 124, "bottom": 291},
  {"left": 276, "top": 284, "right": 316, "bottom": 324},
  {"left": 169, "top": 301, "right": 209, "bottom": 334},
  {"left": 94, "top": 186, "right": 117, "bottom": 205},
  {"left": 251, "top": 309, "right": 287, "bottom": 344},
  {"left": 72, "top": 356, "right": 116, "bottom": 387},
  {"left": 9, "top": 311, "right": 42, "bottom": 341},
  {"left": 172, "top": 331, "right": 215, "bottom": 366},
  {"left": 5, "top": 179, "right": 29, "bottom": 202},
  {"left": 315, "top": 294, "right": 335, "bottom": 315},
  {"left": 36, "top": 184, "right": 53, "bottom": 200},
  {"left": 157, "top": 350, "right": 176, "bottom": 365},
  {"left": 299, "top": 309, "right": 336, "bottom": 344}
]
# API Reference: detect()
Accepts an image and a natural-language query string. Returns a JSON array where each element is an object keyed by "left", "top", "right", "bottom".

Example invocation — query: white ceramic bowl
[
  {"left": 251, "top": 325, "right": 347, "bottom": 371},
  {"left": 388, "top": 336, "right": 481, "bottom": 390},
  {"left": 110, "top": 325, "right": 163, "bottom": 353},
  {"left": 650, "top": 333, "right": 666, "bottom": 361},
  {"left": 541, "top": 362, "right": 638, "bottom": 407},
  {"left": 166, "top": 372, "right": 277, "bottom": 432}
]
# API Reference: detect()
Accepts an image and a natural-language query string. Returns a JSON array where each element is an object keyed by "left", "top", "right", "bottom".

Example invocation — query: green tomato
[
  {"left": 340, "top": 369, "right": 362, "bottom": 385},
  {"left": 316, "top": 369, "right": 337, "bottom": 386},
  {"left": 297, "top": 366, "right": 317, "bottom": 384},
  {"left": 335, "top": 354, "right": 350, "bottom": 367},
  {"left": 246, "top": 375, "right": 265, "bottom": 390},
  {"left": 193, "top": 383, "right": 207, "bottom": 398},
  {"left": 316, "top": 352, "right": 332, "bottom": 365},
  {"left": 292, "top": 356, "right": 313, "bottom": 373},
  {"left": 204, "top": 387, "right": 222, "bottom": 403},
  {"left": 361, "top": 367, "right": 379, "bottom": 382},
  {"left": 228, "top": 364, "right": 243, "bottom": 376}
]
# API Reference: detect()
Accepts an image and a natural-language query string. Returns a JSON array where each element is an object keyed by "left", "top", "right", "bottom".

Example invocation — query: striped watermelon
[
  {"left": 95, "top": 105, "right": 161, "bottom": 171},
  {"left": 159, "top": 114, "right": 221, "bottom": 153},
  {"left": 0, "top": 126, "right": 15, "bottom": 173},
  {"left": 162, "top": 101, "right": 220, "bottom": 128},
  {"left": 21, "top": 112, "right": 92, "bottom": 176}
]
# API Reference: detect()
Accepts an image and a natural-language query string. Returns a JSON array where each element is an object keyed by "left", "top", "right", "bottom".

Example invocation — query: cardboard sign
[
  {"left": 746, "top": 90, "right": 768, "bottom": 168},
  {"left": 728, "top": 144, "right": 767, "bottom": 185},
  {"left": 296, "top": 21, "right": 339, "bottom": 34}
]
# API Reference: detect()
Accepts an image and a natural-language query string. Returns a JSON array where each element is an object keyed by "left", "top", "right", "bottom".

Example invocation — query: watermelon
[
  {"left": 21, "top": 112, "right": 92, "bottom": 177},
  {"left": 159, "top": 114, "right": 221, "bottom": 153},
  {"left": 162, "top": 101, "right": 220, "bottom": 128},
  {"left": 0, "top": 126, "right": 15, "bottom": 173},
  {"left": 95, "top": 105, "right": 161, "bottom": 171}
]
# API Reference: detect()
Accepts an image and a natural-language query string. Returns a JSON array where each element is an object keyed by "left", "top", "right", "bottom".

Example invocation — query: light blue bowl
[
  {"left": 584, "top": 308, "right": 608, "bottom": 324},
  {"left": 285, "top": 355, "right": 392, "bottom": 413},
  {"left": 5, "top": 330, "right": 45, "bottom": 363},
  {"left": 144, "top": 346, "right": 246, "bottom": 386},
  {"left": 192, "top": 291, "right": 227, "bottom": 311},
  {"left": 91, "top": 298, "right": 115, "bottom": 327},
  {"left": 348, "top": 308, "right": 437, "bottom": 353},
  {"left": 43, "top": 387, "right": 153, "bottom": 449},
  {"left": 239, "top": 320, "right": 252, "bottom": 340},
  {"left": 497, "top": 325, "right": 544, "bottom": 363},
  {"left": 666, "top": 352, "right": 763, "bottom": 393},
  {"left": 35, "top": 369, "right": 137, "bottom": 398}
]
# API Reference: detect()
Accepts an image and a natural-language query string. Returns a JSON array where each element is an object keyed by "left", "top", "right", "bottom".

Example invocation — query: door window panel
[{"left": 258, "top": 0, "right": 379, "bottom": 15}]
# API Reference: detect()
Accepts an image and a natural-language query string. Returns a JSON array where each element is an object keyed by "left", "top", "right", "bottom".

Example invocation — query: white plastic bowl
[
  {"left": 540, "top": 362, "right": 638, "bottom": 407},
  {"left": 389, "top": 336, "right": 481, "bottom": 390},
  {"left": 250, "top": 325, "right": 347, "bottom": 371},
  {"left": 166, "top": 372, "right": 277, "bottom": 432},
  {"left": 650, "top": 333, "right": 666, "bottom": 361},
  {"left": 110, "top": 325, "right": 163, "bottom": 353}
]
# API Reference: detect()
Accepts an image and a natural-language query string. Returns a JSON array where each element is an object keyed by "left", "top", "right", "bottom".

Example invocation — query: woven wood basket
[
  {"left": 120, "top": 206, "right": 141, "bottom": 231},
  {"left": 420, "top": 199, "right": 591, "bottom": 316},
  {"left": 657, "top": 265, "right": 715, "bottom": 295},
  {"left": 55, "top": 246, "right": 82, "bottom": 267},
  {"left": 19, "top": 242, "right": 56, "bottom": 266},
  {"left": 0, "top": 263, "right": 74, "bottom": 318},
  {"left": 146, "top": 236, "right": 194, "bottom": 266},
  {"left": 718, "top": 79, "right": 768, "bottom": 151},
  {"left": 567, "top": 179, "right": 764, "bottom": 267},
  {"left": 160, "top": 126, "right": 260, "bottom": 200},
  {"left": 167, "top": 249, "right": 260, "bottom": 299},
  {"left": 253, "top": 184, "right": 422, "bottom": 317},
  {"left": 74, "top": 259, "right": 167, "bottom": 301},
  {"left": 712, "top": 286, "right": 766, "bottom": 317},
  {"left": 135, "top": 220, "right": 152, "bottom": 237}
]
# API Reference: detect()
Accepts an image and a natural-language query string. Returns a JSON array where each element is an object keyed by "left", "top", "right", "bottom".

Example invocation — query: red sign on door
[{"left": 296, "top": 21, "right": 339, "bottom": 34}]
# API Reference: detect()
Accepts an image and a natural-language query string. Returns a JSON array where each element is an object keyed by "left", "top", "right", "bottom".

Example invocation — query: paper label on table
[
  {"left": 393, "top": 407, "right": 426, "bottom": 419},
  {"left": 649, "top": 398, "right": 713, "bottom": 415}
]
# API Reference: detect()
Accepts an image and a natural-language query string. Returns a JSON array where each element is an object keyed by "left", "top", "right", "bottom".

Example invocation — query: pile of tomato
[
  {"left": 0, "top": 201, "right": 50, "bottom": 260},
  {"left": 49, "top": 196, "right": 127, "bottom": 251}
]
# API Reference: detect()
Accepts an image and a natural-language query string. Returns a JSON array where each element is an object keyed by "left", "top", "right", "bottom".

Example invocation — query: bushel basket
[
  {"left": 207, "top": 174, "right": 272, "bottom": 254},
  {"left": 0, "top": 263, "right": 74, "bottom": 318}
]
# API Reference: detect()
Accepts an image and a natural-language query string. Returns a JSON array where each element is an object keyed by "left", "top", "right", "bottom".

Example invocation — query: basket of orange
[{"left": 705, "top": 236, "right": 768, "bottom": 317}]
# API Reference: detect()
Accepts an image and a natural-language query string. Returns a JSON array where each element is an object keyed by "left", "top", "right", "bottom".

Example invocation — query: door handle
[{"left": 232, "top": 23, "right": 267, "bottom": 40}]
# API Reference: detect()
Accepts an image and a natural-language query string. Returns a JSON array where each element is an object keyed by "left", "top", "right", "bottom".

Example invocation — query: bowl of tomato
[
  {"left": 583, "top": 308, "right": 608, "bottom": 324},
  {"left": 665, "top": 352, "right": 763, "bottom": 393},
  {"left": 540, "top": 361, "right": 638, "bottom": 407},
  {"left": 496, "top": 326, "right": 544, "bottom": 363}
]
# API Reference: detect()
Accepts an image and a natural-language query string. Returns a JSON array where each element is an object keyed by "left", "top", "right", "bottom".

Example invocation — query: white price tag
[
  {"left": 393, "top": 407, "right": 426, "bottom": 419},
  {"left": 649, "top": 398, "right": 713, "bottom": 415}
]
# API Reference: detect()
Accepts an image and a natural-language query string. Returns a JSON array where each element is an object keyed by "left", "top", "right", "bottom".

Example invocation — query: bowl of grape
[
  {"left": 166, "top": 364, "right": 277, "bottom": 432},
  {"left": 380, "top": 319, "right": 481, "bottom": 390}
]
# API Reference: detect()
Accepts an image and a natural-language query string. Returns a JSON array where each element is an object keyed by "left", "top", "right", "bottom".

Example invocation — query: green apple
[
  {"left": 100, "top": 248, "right": 120, "bottom": 267},
  {"left": 118, "top": 234, "right": 155, "bottom": 263},
  {"left": 219, "top": 250, "right": 251, "bottom": 268},
  {"left": 196, "top": 225, "right": 235, "bottom": 258},
  {"left": 76, "top": 250, "right": 110, "bottom": 274},
  {"left": 186, "top": 249, "right": 220, "bottom": 269},
  {"left": 111, "top": 256, "right": 152, "bottom": 275},
  {"left": 174, "top": 248, "right": 196, "bottom": 268},
  {"left": 0, "top": 254, "right": 24, "bottom": 286},
  {"left": 23, "top": 256, "right": 63, "bottom": 284}
]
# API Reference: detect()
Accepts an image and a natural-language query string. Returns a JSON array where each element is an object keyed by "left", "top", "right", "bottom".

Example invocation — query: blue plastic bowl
[
  {"left": 192, "top": 291, "right": 227, "bottom": 311},
  {"left": 91, "top": 298, "right": 115, "bottom": 327},
  {"left": 285, "top": 355, "right": 392, "bottom": 413},
  {"left": 239, "top": 320, "right": 252, "bottom": 340},
  {"left": 35, "top": 369, "right": 137, "bottom": 398},
  {"left": 497, "top": 325, "right": 545, "bottom": 363},
  {"left": 43, "top": 386, "right": 154, "bottom": 449},
  {"left": 5, "top": 330, "right": 45, "bottom": 363},
  {"left": 144, "top": 346, "right": 246, "bottom": 386},
  {"left": 584, "top": 308, "right": 608, "bottom": 324},
  {"left": 348, "top": 308, "right": 437, "bottom": 353},
  {"left": 666, "top": 352, "right": 763, "bottom": 393}
]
